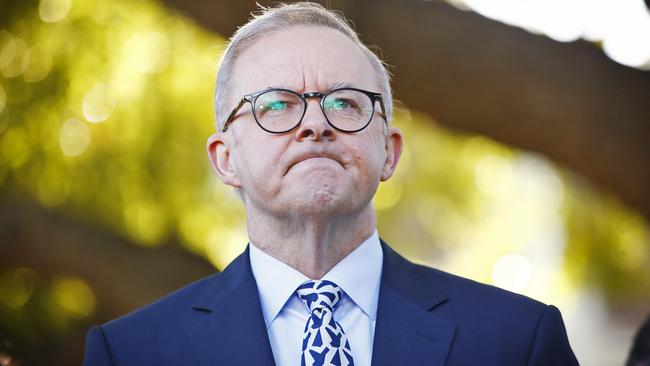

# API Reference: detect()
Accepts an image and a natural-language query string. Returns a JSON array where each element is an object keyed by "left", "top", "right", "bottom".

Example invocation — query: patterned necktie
[{"left": 297, "top": 280, "right": 355, "bottom": 366}]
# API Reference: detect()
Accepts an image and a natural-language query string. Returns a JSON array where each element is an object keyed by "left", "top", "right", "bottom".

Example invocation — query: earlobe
[
  {"left": 207, "top": 133, "right": 242, "bottom": 188},
  {"left": 380, "top": 127, "right": 404, "bottom": 181}
]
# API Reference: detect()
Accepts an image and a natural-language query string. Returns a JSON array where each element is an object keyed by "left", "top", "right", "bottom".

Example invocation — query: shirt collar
[
  {"left": 321, "top": 230, "right": 382, "bottom": 321},
  {"left": 249, "top": 241, "right": 310, "bottom": 329},
  {"left": 249, "top": 230, "right": 383, "bottom": 328}
]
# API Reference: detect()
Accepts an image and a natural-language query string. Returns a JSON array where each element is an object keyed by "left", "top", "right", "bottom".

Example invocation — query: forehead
[{"left": 230, "top": 25, "right": 378, "bottom": 96}]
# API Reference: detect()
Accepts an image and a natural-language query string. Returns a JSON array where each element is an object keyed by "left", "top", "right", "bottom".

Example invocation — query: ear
[
  {"left": 380, "top": 127, "right": 403, "bottom": 182},
  {"left": 207, "top": 132, "right": 242, "bottom": 188}
]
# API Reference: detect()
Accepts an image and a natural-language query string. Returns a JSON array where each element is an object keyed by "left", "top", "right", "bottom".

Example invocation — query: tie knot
[{"left": 296, "top": 280, "right": 343, "bottom": 313}]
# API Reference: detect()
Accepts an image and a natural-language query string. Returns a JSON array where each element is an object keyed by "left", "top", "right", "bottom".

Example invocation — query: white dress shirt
[{"left": 249, "top": 230, "right": 383, "bottom": 366}]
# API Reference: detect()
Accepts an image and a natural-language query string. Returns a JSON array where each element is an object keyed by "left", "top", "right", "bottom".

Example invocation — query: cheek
[
  {"left": 350, "top": 145, "right": 365, "bottom": 165},
  {"left": 349, "top": 141, "right": 385, "bottom": 176},
  {"left": 235, "top": 139, "right": 286, "bottom": 185},
  {"left": 243, "top": 151, "right": 276, "bottom": 178}
]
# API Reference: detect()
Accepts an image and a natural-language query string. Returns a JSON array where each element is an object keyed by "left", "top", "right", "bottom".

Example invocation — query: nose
[{"left": 295, "top": 98, "right": 335, "bottom": 141}]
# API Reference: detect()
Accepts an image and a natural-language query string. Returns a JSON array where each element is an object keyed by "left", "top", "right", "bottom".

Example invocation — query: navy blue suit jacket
[{"left": 83, "top": 241, "right": 579, "bottom": 365}]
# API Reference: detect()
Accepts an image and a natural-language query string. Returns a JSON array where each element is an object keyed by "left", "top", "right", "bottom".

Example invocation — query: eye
[
  {"left": 261, "top": 100, "right": 288, "bottom": 111},
  {"left": 256, "top": 90, "right": 302, "bottom": 116},
  {"left": 324, "top": 98, "right": 353, "bottom": 111}
]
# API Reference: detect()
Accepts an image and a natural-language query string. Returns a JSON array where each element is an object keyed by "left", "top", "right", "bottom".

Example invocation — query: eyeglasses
[{"left": 222, "top": 87, "right": 387, "bottom": 134}]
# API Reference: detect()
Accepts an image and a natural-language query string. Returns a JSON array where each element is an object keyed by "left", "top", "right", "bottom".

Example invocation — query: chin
[
  {"left": 303, "top": 182, "right": 338, "bottom": 205},
  {"left": 288, "top": 183, "right": 351, "bottom": 215},
  {"left": 311, "top": 185, "right": 339, "bottom": 207}
]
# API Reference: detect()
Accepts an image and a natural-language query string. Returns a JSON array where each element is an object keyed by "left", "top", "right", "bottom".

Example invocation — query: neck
[{"left": 246, "top": 204, "right": 376, "bottom": 279}]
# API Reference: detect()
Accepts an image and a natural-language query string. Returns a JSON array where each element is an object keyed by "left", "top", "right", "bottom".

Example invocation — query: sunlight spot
[
  {"left": 59, "top": 118, "right": 90, "bottom": 157},
  {"left": 82, "top": 83, "right": 116, "bottom": 123},
  {"left": 492, "top": 254, "right": 533, "bottom": 293},
  {"left": 39, "top": 0, "right": 73, "bottom": 23},
  {"left": 123, "top": 32, "right": 170, "bottom": 74},
  {"left": 474, "top": 154, "right": 513, "bottom": 195},
  {"left": 0, "top": 31, "right": 16, "bottom": 69},
  {"left": 453, "top": 0, "right": 650, "bottom": 69},
  {"left": 23, "top": 44, "right": 52, "bottom": 82},
  {"left": 0, "top": 37, "right": 30, "bottom": 78},
  {"left": 51, "top": 275, "right": 95, "bottom": 318},
  {"left": 205, "top": 227, "right": 248, "bottom": 270},
  {"left": 601, "top": 0, "right": 650, "bottom": 69},
  {"left": 517, "top": 154, "right": 565, "bottom": 214}
]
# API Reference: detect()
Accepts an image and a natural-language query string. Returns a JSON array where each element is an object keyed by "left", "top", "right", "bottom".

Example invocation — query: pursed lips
[{"left": 287, "top": 153, "right": 344, "bottom": 173}]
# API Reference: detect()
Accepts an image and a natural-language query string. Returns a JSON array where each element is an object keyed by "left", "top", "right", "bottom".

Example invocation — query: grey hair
[{"left": 213, "top": 2, "right": 393, "bottom": 131}]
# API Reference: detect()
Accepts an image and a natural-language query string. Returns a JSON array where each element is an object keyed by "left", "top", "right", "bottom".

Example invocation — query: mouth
[{"left": 287, "top": 153, "right": 344, "bottom": 173}]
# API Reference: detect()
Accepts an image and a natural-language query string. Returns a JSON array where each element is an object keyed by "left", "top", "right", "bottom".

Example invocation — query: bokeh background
[{"left": 1, "top": 0, "right": 649, "bottom": 365}]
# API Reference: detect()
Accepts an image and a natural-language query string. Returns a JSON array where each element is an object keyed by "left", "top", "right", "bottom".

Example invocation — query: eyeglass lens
[{"left": 252, "top": 89, "right": 374, "bottom": 133}]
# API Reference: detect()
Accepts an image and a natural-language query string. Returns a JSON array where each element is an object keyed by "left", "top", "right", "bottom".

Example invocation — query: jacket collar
[
  {"left": 183, "top": 240, "right": 456, "bottom": 366},
  {"left": 371, "top": 240, "right": 456, "bottom": 366},
  {"left": 183, "top": 246, "right": 276, "bottom": 366}
]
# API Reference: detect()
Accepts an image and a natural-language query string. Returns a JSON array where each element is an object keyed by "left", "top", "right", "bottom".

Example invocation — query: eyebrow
[
  {"left": 262, "top": 82, "right": 355, "bottom": 93},
  {"left": 327, "top": 82, "right": 354, "bottom": 91}
]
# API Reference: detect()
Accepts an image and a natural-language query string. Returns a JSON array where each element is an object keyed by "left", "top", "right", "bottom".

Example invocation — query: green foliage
[{"left": 0, "top": 0, "right": 245, "bottom": 257}]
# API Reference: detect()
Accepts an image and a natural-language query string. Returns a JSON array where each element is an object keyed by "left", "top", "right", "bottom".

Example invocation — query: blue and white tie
[{"left": 297, "top": 280, "right": 354, "bottom": 366}]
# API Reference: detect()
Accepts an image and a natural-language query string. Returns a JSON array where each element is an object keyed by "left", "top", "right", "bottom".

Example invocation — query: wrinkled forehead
[{"left": 229, "top": 25, "right": 379, "bottom": 97}]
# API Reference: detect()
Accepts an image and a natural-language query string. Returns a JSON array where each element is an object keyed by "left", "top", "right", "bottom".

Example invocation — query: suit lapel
[
  {"left": 183, "top": 246, "right": 275, "bottom": 366},
  {"left": 372, "top": 241, "right": 456, "bottom": 366},
  {"left": 181, "top": 240, "right": 455, "bottom": 365}
]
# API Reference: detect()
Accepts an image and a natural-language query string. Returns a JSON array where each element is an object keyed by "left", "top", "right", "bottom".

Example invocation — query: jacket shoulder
[
  {"left": 413, "top": 262, "right": 546, "bottom": 311},
  {"left": 97, "top": 271, "right": 222, "bottom": 355},
  {"left": 102, "top": 272, "right": 221, "bottom": 331},
  {"left": 84, "top": 272, "right": 223, "bottom": 365}
]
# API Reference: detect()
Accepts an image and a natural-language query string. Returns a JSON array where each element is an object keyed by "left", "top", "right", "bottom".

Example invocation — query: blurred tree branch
[
  {"left": 0, "top": 198, "right": 216, "bottom": 322},
  {"left": 162, "top": 0, "right": 650, "bottom": 220}
]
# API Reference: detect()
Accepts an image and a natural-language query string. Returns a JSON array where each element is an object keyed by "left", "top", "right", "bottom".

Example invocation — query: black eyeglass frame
[{"left": 222, "top": 87, "right": 387, "bottom": 134}]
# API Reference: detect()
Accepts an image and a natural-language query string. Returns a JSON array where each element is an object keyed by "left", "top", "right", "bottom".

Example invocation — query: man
[{"left": 83, "top": 2, "right": 578, "bottom": 365}]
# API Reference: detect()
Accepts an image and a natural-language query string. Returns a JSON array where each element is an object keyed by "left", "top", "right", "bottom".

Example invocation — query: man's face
[{"left": 208, "top": 26, "right": 402, "bottom": 219}]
